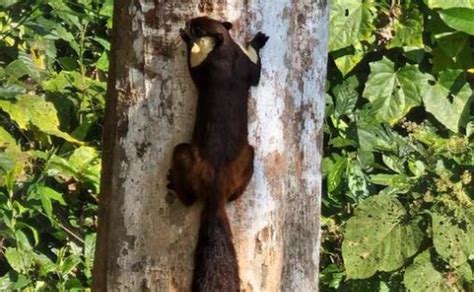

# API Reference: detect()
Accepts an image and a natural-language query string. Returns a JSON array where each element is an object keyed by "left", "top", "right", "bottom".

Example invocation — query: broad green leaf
[
  {"left": 333, "top": 76, "right": 359, "bottom": 118},
  {"left": 422, "top": 70, "right": 472, "bottom": 133},
  {"left": 455, "top": 262, "right": 473, "bottom": 283},
  {"left": 0, "top": 95, "right": 82, "bottom": 143},
  {"left": 0, "top": 0, "right": 18, "bottom": 7},
  {"left": 327, "top": 157, "right": 347, "bottom": 193},
  {"left": 347, "top": 160, "right": 369, "bottom": 200},
  {"left": 31, "top": 151, "right": 76, "bottom": 180},
  {"left": 84, "top": 233, "right": 96, "bottom": 278},
  {"left": 68, "top": 146, "right": 99, "bottom": 170},
  {"left": 0, "top": 83, "right": 26, "bottom": 98},
  {"left": 36, "top": 185, "right": 66, "bottom": 205},
  {"left": 29, "top": 185, "right": 66, "bottom": 218},
  {"left": 0, "top": 100, "right": 29, "bottom": 128},
  {"left": 33, "top": 253, "right": 57, "bottom": 276},
  {"left": 0, "top": 127, "right": 16, "bottom": 147},
  {"left": 5, "top": 248, "right": 33, "bottom": 273},
  {"left": 432, "top": 32, "right": 473, "bottom": 73},
  {"left": 356, "top": 120, "right": 396, "bottom": 152},
  {"left": 0, "top": 274, "right": 13, "bottom": 290},
  {"left": 60, "top": 256, "right": 81, "bottom": 278},
  {"left": 342, "top": 194, "right": 423, "bottom": 279},
  {"left": 439, "top": 8, "right": 474, "bottom": 35},
  {"left": 370, "top": 173, "right": 411, "bottom": 189},
  {"left": 96, "top": 51, "right": 109, "bottom": 71},
  {"left": 382, "top": 155, "right": 405, "bottom": 174},
  {"left": 4, "top": 53, "right": 42, "bottom": 81},
  {"left": 424, "top": 0, "right": 474, "bottom": 9},
  {"left": 466, "top": 121, "right": 474, "bottom": 137},
  {"left": 15, "top": 229, "right": 32, "bottom": 250},
  {"left": 363, "top": 57, "right": 432, "bottom": 124},
  {"left": 404, "top": 250, "right": 451, "bottom": 292},
  {"left": 99, "top": 0, "right": 113, "bottom": 18},
  {"left": 334, "top": 52, "right": 363, "bottom": 76},
  {"left": 68, "top": 146, "right": 101, "bottom": 188},
  {"left": 42, "top": 72, "right": 70, "bottom": 92},
  {"left": 432, "top": 206, "right": 474, "bottom": 267},
  {"left": 329, "top": 0, "right": 376, "bottom": 52},
  {"left": 333, "top": 44, "right": 365, "bottom": 76},
  {"left": 388, "top": 4, "right": 424, "bottom": 49}
]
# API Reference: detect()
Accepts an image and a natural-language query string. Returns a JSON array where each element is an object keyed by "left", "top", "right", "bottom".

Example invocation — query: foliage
[
  {"left": 0, "top": 0, "right": 111, "bottom": 290},
  {"left": 322, "top": 0, "right": 474, "bottom": 291}
]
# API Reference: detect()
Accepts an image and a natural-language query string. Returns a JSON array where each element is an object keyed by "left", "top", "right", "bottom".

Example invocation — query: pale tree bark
[{"left": 93, "top": 0, "right": 328, "bottom": 291}]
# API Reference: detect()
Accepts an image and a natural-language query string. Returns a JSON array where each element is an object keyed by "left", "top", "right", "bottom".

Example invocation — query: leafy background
[
  {"left": 0, "top": 0, "right": 472, "bottom": 291},
  {"left": 322, "top": 0, "right": 473, "bottom": 290},
  {"left": 0, "top": 0, "right": 110, "bottom": 290}
]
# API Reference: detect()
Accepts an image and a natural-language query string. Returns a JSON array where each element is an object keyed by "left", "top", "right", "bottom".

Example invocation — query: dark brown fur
[{"left": 167, "top": 17, "right": 268, "bottom": 292}]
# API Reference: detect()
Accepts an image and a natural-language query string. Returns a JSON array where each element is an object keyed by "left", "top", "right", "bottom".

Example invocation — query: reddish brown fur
[{"left": 168, "top": 17, "right": 268, "bottom": 292}]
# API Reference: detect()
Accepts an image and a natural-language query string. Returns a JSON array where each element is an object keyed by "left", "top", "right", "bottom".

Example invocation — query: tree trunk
[{"left": 93, "top": 0, "right": 328, "bottom": 291}]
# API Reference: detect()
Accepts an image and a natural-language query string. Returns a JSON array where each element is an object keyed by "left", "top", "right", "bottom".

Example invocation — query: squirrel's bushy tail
[{"left": 191, "top": 171, "right": 239, "bottom": 292}]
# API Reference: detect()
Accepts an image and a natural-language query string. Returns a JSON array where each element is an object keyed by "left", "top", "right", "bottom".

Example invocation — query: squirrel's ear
[{"left": 222, "top": 21, "right": 233, "bottom": 30}]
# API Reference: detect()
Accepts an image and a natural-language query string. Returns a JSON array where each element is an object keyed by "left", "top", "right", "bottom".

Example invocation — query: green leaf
[
  {"left": 0, "top": 127, "right": 16, "bottom": 147},
  {"left": 422, "top": 70, "right": 472, "bottom": 133},
  {"left": 37, "top": 185, "right": 66, "bottom": 205},
  {"left": 356, "top": 120, "right": 396, "bottom": 152},
  {"left": 388, "top": 4, "right": 424, "bottom": 49},
  {"left": 370, "top": 173, "right": 411, "bottom": 190},
  {"left": 0, "top": 274, "right": 13, "bottom": 291},
  {"left": 342, "top": 194, "right": 423, "bottom": 279},
  {"left": 42, "top": 72, "right": 70, "bottom": 92},
  {"left": 432, "top": 32, "right": 473, "bottom": 73},
  {"left": 4, "top": 53, "right": 42, "bottom": 81},
  {"left": 0, "top": 83, "right": 26, "bottom": 99},
  {"left": 34, "top": 253, "right": 57, "bottom": 276},
  {"left": 29, "top": 185, "right": 66, "bottom": 218},
  {"left": 333, "top": 44, "right": 364, "bottom": 76},
  {"left": 329, "top": 0, "right": 376, "bottom": 51},
  {"left": 439, "top": 8, "right": 474, "bottom": 35},
  {"left": 333, "top": 76, "right": 359, "bottom": 118},
  {"left": 84, "top": 233, "right": 96, "bottom": 278},
  {"left": 15, "top": 229, "right": 32, "bottom": 250},
  {"left": 60, "top": 256, "right": 81, "bottom": 278},
  {"left": 347, "top": 160, "right": 369, "bottom": 200},
  {"left": 466, "top": 121, "right": 474, "bottom": 137},
  {"left": 0, "top": 95, "right": 82, "bottom": 143},
  {"left": 431, "top": 206, "right": 474, "bottom": 267},
  {"left": 424, "top": 0, "right": 474, "bottom": 9},
  {"left": 0, "top": 0, "right": 19, "bottom": 7},
  {"left": 96, "top": 51, "right": 109, "bottom": 71},
  {"left": 5, "top": 248, "right": 33, "bottom": 273},
  {"left": 327, "top": 156, "right": 347, "bottom": 193},
  {"left": 363, "top": 57, "right": 432, "bottom": 124},
  {"left": 404, "top": 250, "right": 451, "bottom": 291}
]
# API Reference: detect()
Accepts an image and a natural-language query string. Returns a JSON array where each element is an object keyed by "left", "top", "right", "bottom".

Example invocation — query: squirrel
[{"left": 167, "top": 17, "right": 268, "bottom": 292}]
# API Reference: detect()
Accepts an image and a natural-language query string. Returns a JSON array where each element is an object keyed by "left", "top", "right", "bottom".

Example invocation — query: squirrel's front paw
[{"left": 251, "top": 32, "right": 269, "bottom": 49}]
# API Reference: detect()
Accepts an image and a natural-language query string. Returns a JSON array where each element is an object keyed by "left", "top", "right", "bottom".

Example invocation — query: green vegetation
[
  {"left": 0, "top": 0, "right": 111, "bottom": 290},
  {"left": 322, "top": 0, "right": 473, "bottom": 290},
  {"left": 0, "top": 0, "right": 472, "bottom": 291}
]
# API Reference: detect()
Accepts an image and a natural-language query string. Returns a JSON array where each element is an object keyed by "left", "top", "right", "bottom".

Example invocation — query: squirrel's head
[
  {"left": 180, "top": 17, "right": 233, "bottom": 67},
  {"left": 180, "top": 17, "right": 232, "bottom": 47}
]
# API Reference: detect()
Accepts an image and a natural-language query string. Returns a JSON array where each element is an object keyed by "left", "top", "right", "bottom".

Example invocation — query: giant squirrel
[{"left": 167, "top": 16, "right": 268, "bottom": 292}]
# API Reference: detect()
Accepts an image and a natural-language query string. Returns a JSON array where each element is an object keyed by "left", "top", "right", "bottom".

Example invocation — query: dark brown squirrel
[{"left": 167, "top": 17, "right": 268, "bottom": 292}]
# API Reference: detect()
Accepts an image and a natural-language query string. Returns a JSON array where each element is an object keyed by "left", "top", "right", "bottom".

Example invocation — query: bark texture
[{"left": 93, "top": 0, "right": 328, "bottom": 291}]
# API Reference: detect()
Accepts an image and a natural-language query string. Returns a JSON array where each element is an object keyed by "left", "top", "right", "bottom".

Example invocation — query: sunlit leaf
[
  {"left": 363, "top": 57, "right": 433, "bottom": 124},
  {"left": 329, "top": 0, "right": 376, "bottom": 51},
  {"left": 439, "top": 8, "right": 474, "bottom": 35},
  {"left": 404, "top": 251, "right": 451, "bottom": 291},
  {"left": 342, "top": 195, "right": 423, "bottom": 279}
]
